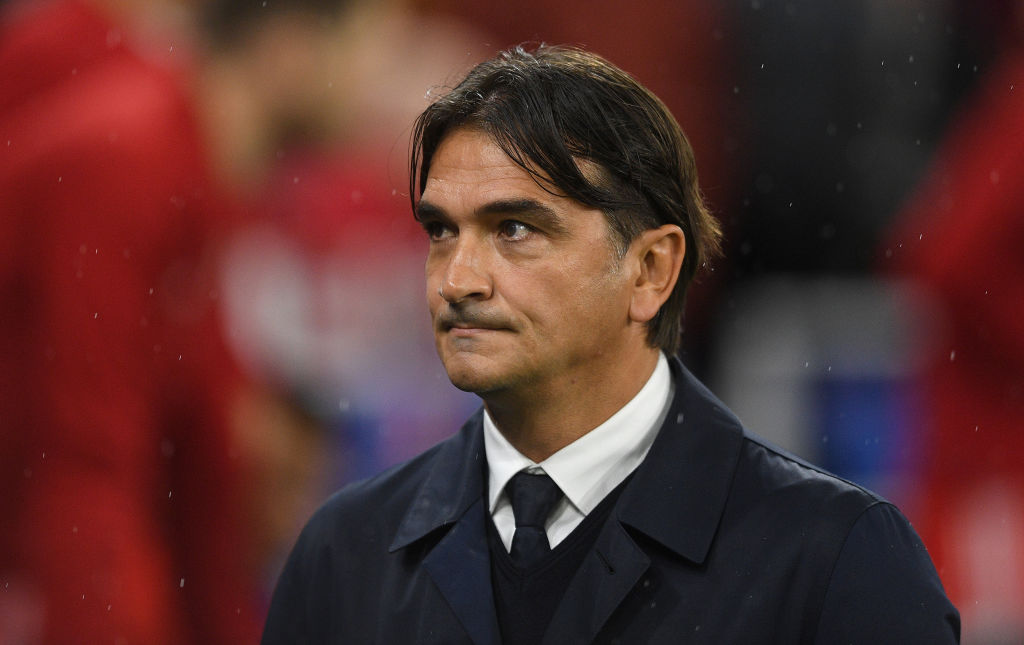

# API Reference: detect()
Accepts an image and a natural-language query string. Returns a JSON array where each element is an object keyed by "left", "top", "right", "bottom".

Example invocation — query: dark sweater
[{"left": 487, "top": 480, "right": 628, "bottom": 645}]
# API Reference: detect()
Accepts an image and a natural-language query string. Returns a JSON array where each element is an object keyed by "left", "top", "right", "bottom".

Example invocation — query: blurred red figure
[
  {"left": 886, "top": 22, "right": 1024, "bottom": 643},
  {"left": 0, "top": 1, "right": 261, "bottom": 642}
]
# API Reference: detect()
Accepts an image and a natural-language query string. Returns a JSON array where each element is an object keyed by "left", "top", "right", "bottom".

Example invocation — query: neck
[{"left": 484, "top": 347, "right": 661, "bottom": 462}]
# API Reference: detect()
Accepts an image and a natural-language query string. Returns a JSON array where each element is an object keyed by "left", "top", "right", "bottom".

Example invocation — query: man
[{"left": 262, "top": 45, "right": 960, "bottom": 644}]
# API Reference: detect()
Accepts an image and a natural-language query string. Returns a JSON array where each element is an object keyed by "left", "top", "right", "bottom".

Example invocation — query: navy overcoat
[{"left": 262, "top": 359, "right": 959, "bottom": 644}]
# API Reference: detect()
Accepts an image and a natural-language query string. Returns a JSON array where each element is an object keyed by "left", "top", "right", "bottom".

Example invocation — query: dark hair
[{"left": 409, "top": 44, "right": 721, "bottom": 355}]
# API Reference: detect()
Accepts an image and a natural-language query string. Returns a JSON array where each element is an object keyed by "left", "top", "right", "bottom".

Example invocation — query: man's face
[{"left": 418, "top": 127, "right": 636, "bottom": 398}]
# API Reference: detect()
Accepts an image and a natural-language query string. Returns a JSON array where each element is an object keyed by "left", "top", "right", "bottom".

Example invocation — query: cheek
[{"left": 424, "top": 260, "right": 442, "bottom": 306}]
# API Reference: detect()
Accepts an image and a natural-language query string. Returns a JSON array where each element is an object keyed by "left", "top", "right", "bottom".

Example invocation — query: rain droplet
[{"left": 949, "top": 350, "right": 956, "bottom": 361}]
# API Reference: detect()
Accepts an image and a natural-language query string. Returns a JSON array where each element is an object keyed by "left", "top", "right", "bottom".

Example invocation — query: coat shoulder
[
  {"left": 299, "top": 438, "right": 448, "bottom": 547},
  {"left": 733, "top": 429, "right": 886, "bottom": 524}
]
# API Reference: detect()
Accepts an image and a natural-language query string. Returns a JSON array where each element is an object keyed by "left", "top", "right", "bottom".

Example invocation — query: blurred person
[
  {"left": 262, "top": 45, "right": 959, "bottom": 644},
  {"left": 885, "top": 5, "right": 1024, "bottom": 642},
  {"left": 0, "top": 0, "right": 356, "bottom": 642}
]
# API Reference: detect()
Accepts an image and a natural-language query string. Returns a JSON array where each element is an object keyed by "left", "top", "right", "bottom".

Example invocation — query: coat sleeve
[{"left": 814, "top": 502, "right": 960, "bottom": 644}]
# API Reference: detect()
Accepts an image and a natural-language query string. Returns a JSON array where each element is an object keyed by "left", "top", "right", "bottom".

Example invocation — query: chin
[
  {"left": 441, "top": 355, "right": 510, "bottom": 395},
  {"left": 444, "top": 366, "right": 501, "bottom": 394}
]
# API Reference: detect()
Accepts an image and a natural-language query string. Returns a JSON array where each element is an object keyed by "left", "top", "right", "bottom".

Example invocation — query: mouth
[
  {"left": 437, "top": 312, "right": 510, "bottom": 336},
  {"left": 443, "top": 322, "right": 504, "bottom": 336}
]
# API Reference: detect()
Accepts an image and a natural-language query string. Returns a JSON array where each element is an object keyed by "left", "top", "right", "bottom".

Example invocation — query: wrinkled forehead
[
  {"left": 426, "top": 125, "right": 614, "bottom": 206},
  {"left": 419, "top": 129, "right": 590, "bottom": 219}
]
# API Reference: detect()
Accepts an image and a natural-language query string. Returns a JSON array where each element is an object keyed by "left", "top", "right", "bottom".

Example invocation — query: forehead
[{"left": 421, "top": 128, "right": 565, "bottom": 209}]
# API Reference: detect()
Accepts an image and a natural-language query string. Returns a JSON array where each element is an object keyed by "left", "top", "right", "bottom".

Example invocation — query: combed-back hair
[{"left": 409, "top": 44, "right": 722, "bottom": 355}]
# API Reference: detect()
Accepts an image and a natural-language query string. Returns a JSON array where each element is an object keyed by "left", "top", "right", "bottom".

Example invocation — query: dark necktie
[{"left": 506, "top": 471, "right": 564, "bottom": 568}]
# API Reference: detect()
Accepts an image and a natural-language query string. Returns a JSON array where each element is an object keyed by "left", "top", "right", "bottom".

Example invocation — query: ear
[{"left": 628, "top": 224, "right": 685, "bottom": 324}]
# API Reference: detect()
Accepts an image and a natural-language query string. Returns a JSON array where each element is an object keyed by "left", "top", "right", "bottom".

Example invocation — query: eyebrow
[
  {"left": 414, "top": 200, "right": 447, "bottom": 223},
  {"left": 416, "top": 197, "right": 570, "bottom": 235}
]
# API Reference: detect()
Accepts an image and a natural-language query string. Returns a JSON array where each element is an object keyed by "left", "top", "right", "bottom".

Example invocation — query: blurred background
[{"left": 0, "top": 0, "right": 1020, "bottom": 643}]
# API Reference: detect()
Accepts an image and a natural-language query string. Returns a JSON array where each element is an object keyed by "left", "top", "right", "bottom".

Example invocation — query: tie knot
[{"left": 506, "top": 471, "right": 563, "bottom": 529}]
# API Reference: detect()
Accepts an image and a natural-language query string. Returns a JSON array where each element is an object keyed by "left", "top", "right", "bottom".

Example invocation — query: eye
[
  {"left": 498, "top": 220, "right": 532, "bottom": 241},
  {"left": 423, "top": 221, "right": 454, "bottom": 241}
]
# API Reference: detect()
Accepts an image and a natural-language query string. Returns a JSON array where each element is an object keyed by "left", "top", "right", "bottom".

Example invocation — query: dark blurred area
[{"left": 1, "top": 0, "right": 1020, "bottom": 643}]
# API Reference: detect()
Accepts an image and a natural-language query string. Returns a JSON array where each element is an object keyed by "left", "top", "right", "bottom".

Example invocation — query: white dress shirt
[{"left": 483, "top": 352, "right": 673, "bottom": 552}]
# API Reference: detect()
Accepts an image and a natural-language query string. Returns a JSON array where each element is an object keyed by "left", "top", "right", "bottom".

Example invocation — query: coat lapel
[
  {"left": 616, "top": 359, "right": 745, "bottom": 564},
  {"left": 389, "top": 410, "right": 501, "bottom": 645},
  {"left": 422, "top": 497, "right": 500, "bottom": 645},
  {"left": 544, "top": 358, "right": 746, "bottom": 642},
  {"left": 542, "top": 518, "right": 651, "bottom": 645}
]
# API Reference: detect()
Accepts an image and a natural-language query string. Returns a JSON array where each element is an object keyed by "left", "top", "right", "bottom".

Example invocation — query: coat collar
[
  {"left": 389, "top": 409, "right": 488, "bottom": 552},
  {"left": 615, "top": 357, "right": 745, "bottom": 564},
  {"left": 390, "top": 357, "right": 745, "bottom": 565}
]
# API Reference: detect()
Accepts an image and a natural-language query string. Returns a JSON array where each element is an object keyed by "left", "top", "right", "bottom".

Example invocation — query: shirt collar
[{"left": 484, "top": 352, "right": 672, "bottom": 516}]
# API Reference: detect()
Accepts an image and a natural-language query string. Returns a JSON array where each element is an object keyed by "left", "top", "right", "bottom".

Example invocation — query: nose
[{"left": 438, "top": 237, "right": 492, "bottom": 304}]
